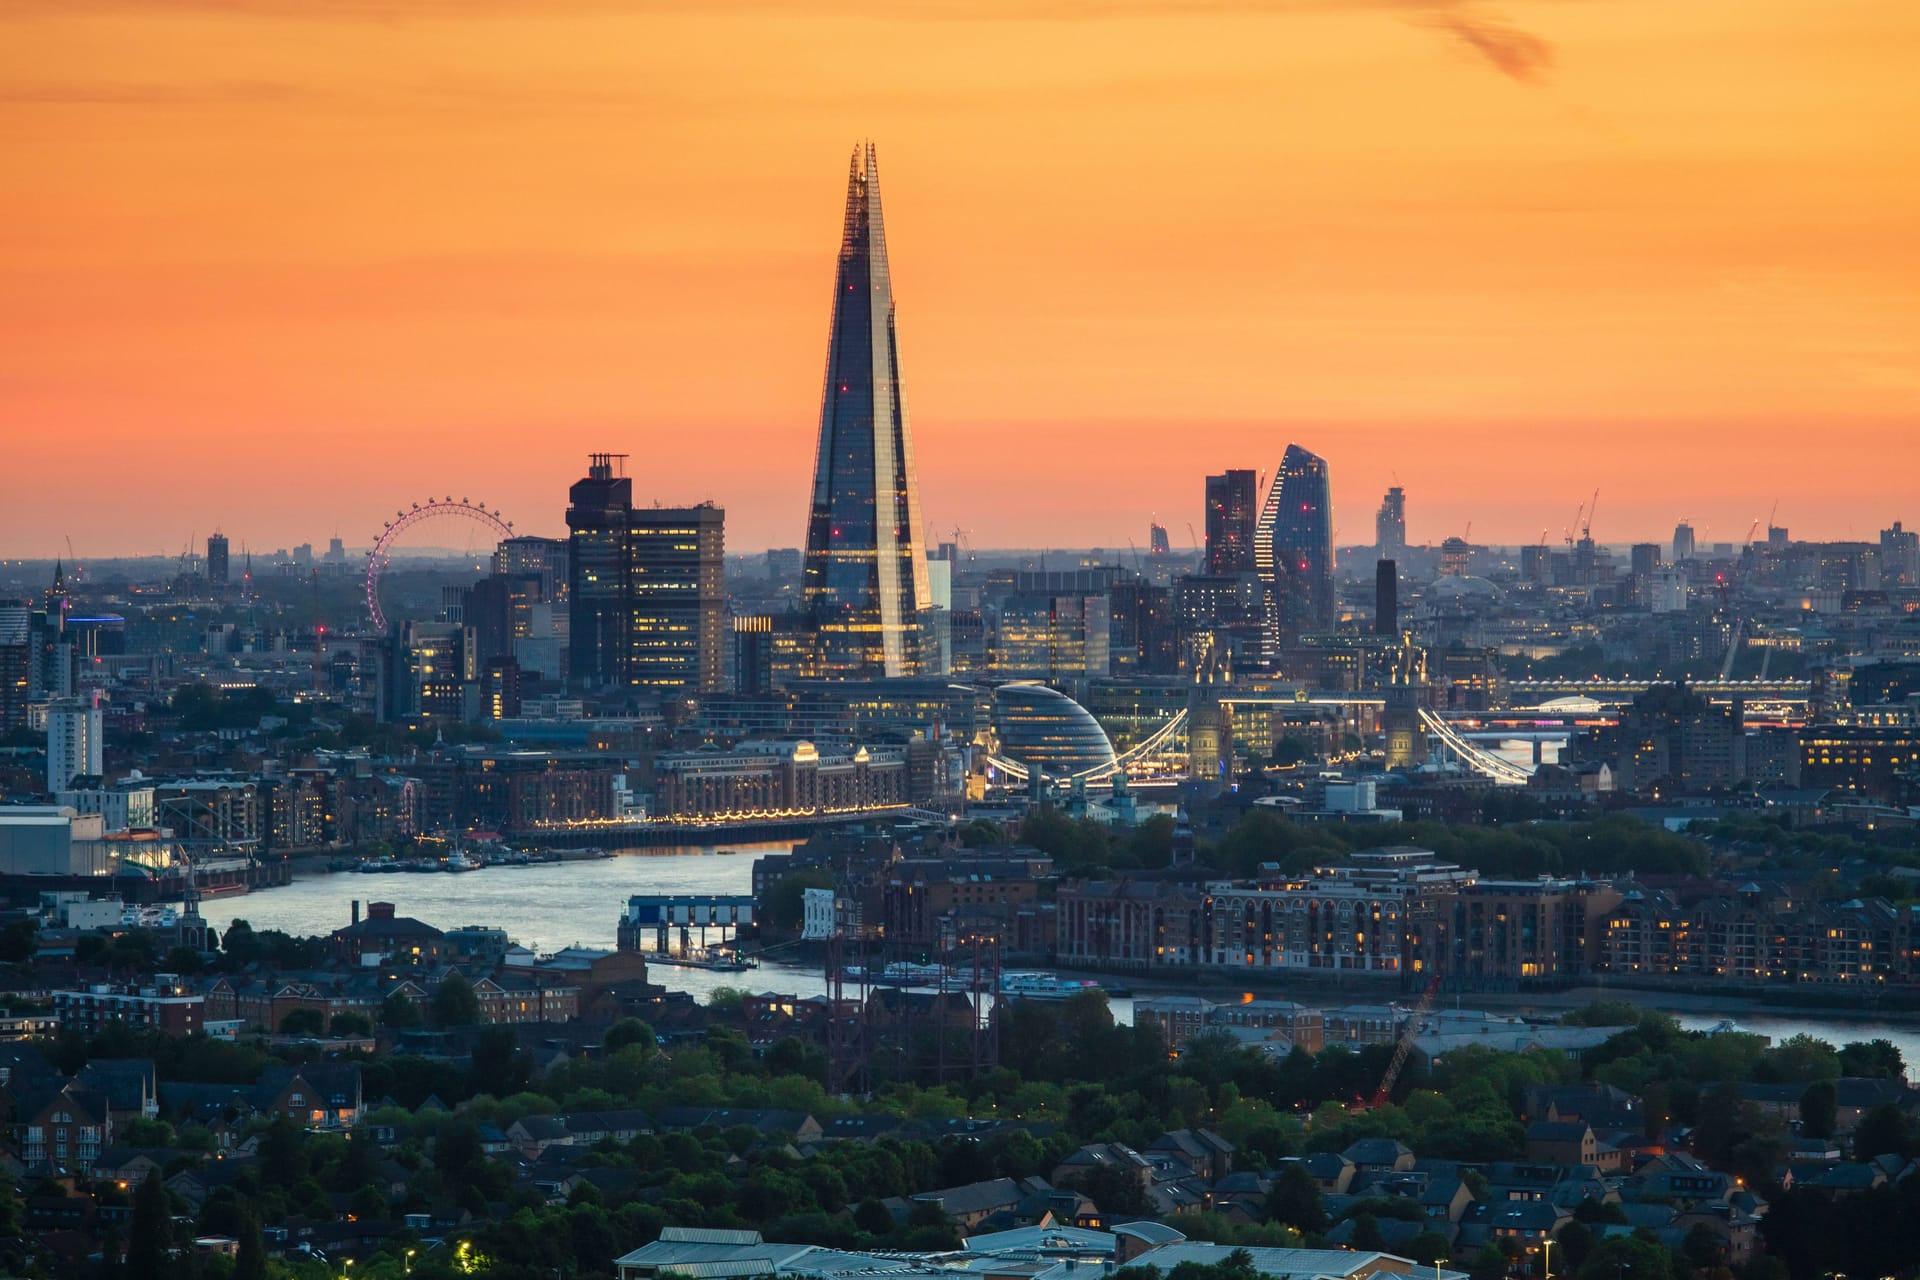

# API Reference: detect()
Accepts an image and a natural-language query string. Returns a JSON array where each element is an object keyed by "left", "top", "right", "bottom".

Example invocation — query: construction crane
[
  {"left": 1582, "top": 489, "right": 1600, "bottom": 542},
  {"left": 1370, "top": 971, "right": 1444, "bottom": 1108}
]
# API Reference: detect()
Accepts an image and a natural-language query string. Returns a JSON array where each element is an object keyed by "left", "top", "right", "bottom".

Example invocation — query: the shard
[{"left": 802, "top": 142, "right": 932, "bottom": 678}]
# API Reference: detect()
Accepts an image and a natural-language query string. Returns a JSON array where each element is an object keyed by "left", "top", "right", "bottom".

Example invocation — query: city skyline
[{"left": 4, "top": 1, "right": 1918, "bottom": 557}]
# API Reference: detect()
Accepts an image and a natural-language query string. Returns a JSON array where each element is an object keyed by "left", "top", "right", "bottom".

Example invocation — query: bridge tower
[
  {"left": 1383, "top": 635, "right": 1430, "bottom": 769},
  {"left": 1187, "top": 642, "right": 1232, "bottom": 780}
]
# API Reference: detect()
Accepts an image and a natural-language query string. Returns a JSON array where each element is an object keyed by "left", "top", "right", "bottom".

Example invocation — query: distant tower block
[{"left": 1374, "top": 559, "right": 1398, "bottom": 637}]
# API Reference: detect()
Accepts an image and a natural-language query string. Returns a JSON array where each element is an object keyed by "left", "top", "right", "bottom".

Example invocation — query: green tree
[
  {"left": 853, "top": 1198, "right": 895, "bottom": 1236},
  {"left": 233, "top": 1215, "right": 267, "bottom": 1280},
  {"left": 1578, "top": 1235, "right": 1673, "bottom": 1280},
  {"left": 1064, "top": 1162, "right": 1151, "bottom": 1216},
  {"left": 431, "top": 971, "right": 481, "bottom": 1027},
  {"left": 1838, "top": 1038, "right": 1905, "bottom": 1080},
  {"left": 1798, "top": 1079, "right": 1837, "bottom": 1140},
  {"left": 381, "top": 990, "right": 422, "bottom": 1028},
  {"left": 1263, "top": 1163, "right": 1327, "bottom": 1234},
  {"left": 1468, "top": 1243, "right": 1511, "bottom": 1280},
  {"left": 763, "top": 870, "right": 836, "bottom": 933},
  {"left": 127, "top": 1174, "right": 172, "bottom": 1280},
  {"left": 605, "top": 1017, "right": 657, "bottom": 1055},
  {"left": 472, "top": 1024, "right": 533, "bottom": 1096},
  {"left": 1853, "top": 1102, "right": 1914, "bottom": 1162},
  {"left": 329, "top": 1011, "right": 374, "bottom": 1038},
  {"left": 0, "top": 916, "right": 36, "bottom": 963},
  {"left": 278, "top": 1007, "right": 326, "bottom": 1036},
  {"left": 348, "top": 1184, "right": 390, "bottom": 1220}
]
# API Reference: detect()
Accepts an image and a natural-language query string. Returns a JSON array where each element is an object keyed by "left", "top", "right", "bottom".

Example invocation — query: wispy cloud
[
  {"left": 0, "top": 80, "right": 306, "bottom": 104},
  {"left": 0, "top": 0, "right": 1564, "bottom": 85},
  {"left": 1419, "top": 3, "right": 1555, "bottom": 83}
]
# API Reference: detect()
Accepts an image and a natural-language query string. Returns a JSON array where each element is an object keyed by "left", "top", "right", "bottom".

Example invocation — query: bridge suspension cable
[{"left": 1418, "top": 708, "right": 1533, "bottom": 785}]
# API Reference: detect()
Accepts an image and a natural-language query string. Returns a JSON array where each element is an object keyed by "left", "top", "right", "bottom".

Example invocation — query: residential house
[
  {"left": 1147, "top": 1129, "right": 1234, "bottom": 1182},
  {"left": 254, "top": 1064, "right": 362, "bottom": 1130},
  {"left": 1524, "top": 1121, "right": 1620, "bottom": 1172},
  {"left": 1342, "top": 1139, "right": 1415, "bottom": 1176},
  {"left": 74, "top": 1059, "right": 158, "bottom": 1128},
  {"left": 19, "top": 1083, "right": 112, "bottom": 1174}
]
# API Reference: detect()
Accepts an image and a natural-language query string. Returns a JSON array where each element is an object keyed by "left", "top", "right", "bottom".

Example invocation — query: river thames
[{"left": 197, "top": 844, "right": 1920, "bottom": 1062}]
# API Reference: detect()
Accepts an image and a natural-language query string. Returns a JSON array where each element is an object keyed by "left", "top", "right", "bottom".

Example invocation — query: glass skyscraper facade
[
  {"left": 1204, "top": 469, "right": 1259, "bottom": 575},
  {"left": 566, "top": 453, "right": 726, "bottom": 696},
  {"left": 802, "top": 143, "right": 932, "bottom": 679},
  {"left": 1255, "top": 443, "right": 1336, "bottom": 648},
  {"left": 566, "top": 453, "right": 632, "bottom": 691}
]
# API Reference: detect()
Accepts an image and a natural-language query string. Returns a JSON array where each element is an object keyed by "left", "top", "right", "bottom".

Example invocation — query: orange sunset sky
[{"left": 3, "top": 0, "right": 1917, "bottom": 559}]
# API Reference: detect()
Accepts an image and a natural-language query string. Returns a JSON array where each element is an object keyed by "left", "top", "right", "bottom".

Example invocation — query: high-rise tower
[
  {"left": 1204, "top": 470, "right": 1259, "bottom": 575},
  {"left": 1375, "top": 487, "right": 1406, "bottom": 558},
  {"left": 207, "top": 532, "right": 230, "bottom": 585},
  {"left": 1254, "top": 443, "right": 1336, "bottom": 649},
  {"left": 566, "top": 452, "right": 726, "bottom": 696},
  {"left": 803, "top": 143, "right": 932, "bottom": 679}
]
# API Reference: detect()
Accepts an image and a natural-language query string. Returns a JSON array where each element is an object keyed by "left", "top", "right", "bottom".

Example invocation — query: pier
[{"left": 616, "top": 893, "right": 756, "bottom": 955}]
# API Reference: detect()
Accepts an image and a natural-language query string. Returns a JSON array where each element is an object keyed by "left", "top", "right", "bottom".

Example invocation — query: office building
[
  {"left": 991, "top": 592, "right": 1111, "bottom": 680},
  {"left": 461, "top": 573, "right": 542, "bottom": 666},
  {"left": 1149, "top": 522, "right": 1171, "bottom": 558},
  {"left": 1255, "top": 443, "right": 1337, "bottom": 646},
  {"left": 565, "top": 453, "right": 726, "bottom": 696},
  {"left": 389, "top": 621, "right": 473, "bottom": 720},
  {"left": 206, "top": 532, "right": 229, "bottom": 585},
  {"left": 0, "top": 606, "right": 29, "bottom": 733},
  {"left": 494, "top": 535, "right": 570, "bottom": 603},
  {"left": 766, "top": 548, "right": 803, "bottom": 588},
  {"left": 733, "top": 613, "right": 816, "bottom": 694},
  {"left": 1375, "top": 486, "right": 1406, "bottom": 558},
  {"left": 801, "top": 143, "right": 933, "bottom": 679},
  {"left": 1882, "top": 521, "right": 1919, "bottom": 588},
  {"left": 1650, "top": 566, "right": 1688, "bottom": 614},
  {"left": 1204, "top": 470, "right": 1259, "bottom": 575},
  {"left": 46, "top": 695, "right": 103, "bottom": 793},
  {"left": 1673, "top": 521, "right": 1696, "bottom": 562},
  {"left": 567, "top": 453, "right": 635, "bottom": 691},
  {"left": 627, "top": 504, "right": 725, "bottom": 695}
]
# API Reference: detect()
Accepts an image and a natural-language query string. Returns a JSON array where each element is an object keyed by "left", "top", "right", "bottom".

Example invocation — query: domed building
[{"left": 991, "top": 683, "right": 1118, "bottom": 779}]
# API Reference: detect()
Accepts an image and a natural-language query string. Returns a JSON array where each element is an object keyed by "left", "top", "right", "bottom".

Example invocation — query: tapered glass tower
[
  {"left": 803, "top": 143, "right": 932, "bottom": 678},
  {"left": 1254, "top": 443, "right": 1336, "bottom": 652}
]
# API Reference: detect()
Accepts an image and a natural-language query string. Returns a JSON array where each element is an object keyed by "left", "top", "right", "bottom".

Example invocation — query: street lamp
[
  {"left": 1541, "top": 1237, "right": 1553, "bottom": 1280},
  {"left": 343, "top": 1260, "right": 354, "bottom": 1280},
  {"left": 407, "top": 1250, "right": 418, "bottom": 1275}
]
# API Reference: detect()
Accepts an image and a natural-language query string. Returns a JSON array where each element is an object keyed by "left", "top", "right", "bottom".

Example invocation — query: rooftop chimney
[{"left": 351, "top": 900, "right": 361, "bottom": 926}]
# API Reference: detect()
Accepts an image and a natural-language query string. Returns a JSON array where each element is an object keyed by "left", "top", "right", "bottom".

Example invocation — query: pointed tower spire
[{"left": 802, "top": 142, "right": 932, "bottom": 678}]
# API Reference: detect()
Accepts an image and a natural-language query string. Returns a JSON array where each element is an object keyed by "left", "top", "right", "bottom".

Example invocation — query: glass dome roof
[{"left": 992, "top": 682, "right": 1118, "bottom": 779}]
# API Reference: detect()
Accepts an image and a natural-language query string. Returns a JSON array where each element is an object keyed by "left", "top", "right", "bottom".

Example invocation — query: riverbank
[{"left": 1060, "top": 960, "right": 1920, "bottom": 1023}]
